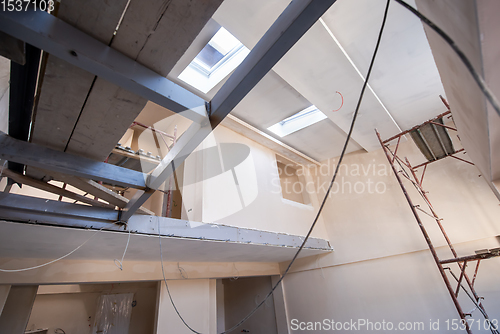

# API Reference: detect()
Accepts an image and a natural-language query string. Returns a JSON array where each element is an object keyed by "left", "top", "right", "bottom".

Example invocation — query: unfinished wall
[
  {"left": 26, "top": 282, "right": 158, "bottom": 334},
  {"left": 191, "top": 125, "right": 328, "bottom": 238},
  {"left": 223, "top": 276, "right": 278, "bottom": 333},
  {"left": 156, "top": 279, "right": 217, "bottom": 334},
  {"left": 281, "top": 139, "right": 500, "bottom": 332}
]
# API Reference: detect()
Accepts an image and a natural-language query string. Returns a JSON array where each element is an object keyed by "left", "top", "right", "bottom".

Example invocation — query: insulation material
[
  {"left": 91, "top": 293, "right": 134, "bottom": 334},
  {"left": 409, "top": 117, "right": 455, "bottom": 161}
]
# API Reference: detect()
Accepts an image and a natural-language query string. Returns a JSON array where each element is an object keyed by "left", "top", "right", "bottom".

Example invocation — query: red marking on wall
[{"left": 332, "top": 91, "right": 343, "bottom": 112}]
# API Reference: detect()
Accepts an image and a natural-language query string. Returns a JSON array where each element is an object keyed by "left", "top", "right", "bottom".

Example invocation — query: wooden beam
[
  {"left": 30, "top": 0, "right": 130, "bottom": 153},
  {"left": 114, "top": 0, "right": 224, "bottom": 77},
  {"left": 0, "top": 132, "right": 148, "bottom": 189},
  {"left": 0, "top": 9, "right": 208, "bottom": 124},
  {"left": 2, "top": 168, "right": 115, "bottom": 209}
]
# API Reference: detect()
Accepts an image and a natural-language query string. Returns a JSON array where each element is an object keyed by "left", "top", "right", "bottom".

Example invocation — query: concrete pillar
[
  {"left": 271, "top": 275, "right": 289, "bottom": 334},
  {"left": 155, "top": 279, "right": 216, "bottom": 334},
  {"left": 0, "top": 285, "right": 38, "bottom": 334},
  {"left": 0, "top": 285, "right": 11, "bottom": 316},
  {"left": 216, "top": 279, "right": 225, "bottom": 333}
]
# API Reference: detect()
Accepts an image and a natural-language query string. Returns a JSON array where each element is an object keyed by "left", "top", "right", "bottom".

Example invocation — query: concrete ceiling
[{"left": 0, "top": 221, "right": 329, "bottom": 263}]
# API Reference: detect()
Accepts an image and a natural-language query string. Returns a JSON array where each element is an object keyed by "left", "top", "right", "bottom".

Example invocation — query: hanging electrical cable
[
  {"left": 0, "top": 226, "right": 107, "bottom": 272},
  {"left": 114, "top": 229, "right": 132, "bottom": 271},
  {"left": 393, "top": 0, "right": 500, "bottom": 118},
  {"left": 158, "top": 1, "right": 391, "bottom": 333},
  {"left": 157, "top": 216, "right": 203, "bottom": 334}
]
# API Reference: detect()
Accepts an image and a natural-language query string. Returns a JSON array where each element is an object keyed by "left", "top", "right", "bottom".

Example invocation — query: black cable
[
  {"left": 222, "top": 1, "right": 390, "bottom": 332},
  {"left": 157, "top": 1, "right": 391, "bottom": 333},
  {"left": 160, "top": 2, "right": 500, "bottom": 333},
  {"left": 394, "top": 0, "right": 500, "bottom": 118}
]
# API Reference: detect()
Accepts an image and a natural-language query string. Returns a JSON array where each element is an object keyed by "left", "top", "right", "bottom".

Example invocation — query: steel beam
[
  {"left": 1, "top": 168, "right": 115, "bottom": 209},
  {"left": 0, "top": 9, "right": 208, "bottom": 124},
  {"left": 0, "top": 192, "right": 119, "bottom": 223},
  {"left": 0, "top": 132, "right": 148, "bottom": 189},
  {"left": 0, "top": 193, "right": 332, "bottom": 250},
  {"left": 121, "top": 0, "right": 338, "bottom": 220},
  {"left": 209, "top": 0, "right": 337, "bottom": 127},
  {"left": 121, "top": 121, "right": 213, "bottom": 221}
]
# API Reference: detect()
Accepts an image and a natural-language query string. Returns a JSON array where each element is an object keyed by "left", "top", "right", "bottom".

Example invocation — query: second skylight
[{"left": 267, "top": 106, "right": 327, "bottom": 138}]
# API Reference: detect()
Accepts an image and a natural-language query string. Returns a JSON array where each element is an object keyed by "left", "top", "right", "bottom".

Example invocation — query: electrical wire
[
  {"left": 157, "top": 1, "right": 391, "bottom": 333},
  {"left": 394, "top": 0, "right": 500, "bottom": 118},
  {"left": 114, "top": 229, "right": 131, "bottom": 271},
  {"left": 0, "top": 226, "right": 106, "bottom": 272}
]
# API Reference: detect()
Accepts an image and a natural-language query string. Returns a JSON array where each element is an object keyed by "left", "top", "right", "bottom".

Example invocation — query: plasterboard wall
[
  {"left": 280, "top": 139, "right": 500, "bottom": 332},
  {"left": 196, "top": 124, "right": 328, "bottom": 238},
  {"left": 156, "top": 279, "right": 217, "bottom": 334}
]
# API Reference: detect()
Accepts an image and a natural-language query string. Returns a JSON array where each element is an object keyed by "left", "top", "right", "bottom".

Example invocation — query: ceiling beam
[
  {"left": 120, "top": 0, "right": 338, "bottom": 220},
  {"left": 121, "top": 121, "right": 213, "bottom": 221},
  {"left": 1, "top": 168, "right": 115, "bottom": 209},
  {"left": 209, "top": 0, "right": 337, "bottom": 127},
  {"left": 0, "top": 9, "right": 208, "bottom": 124},
  {"left": 0, "top": 192, "right": 119, "bottom": 223},
  {"left": 0, "top": 132, "right": 147, "bottom": 189},
  {"left": 45, "top": 171, "right": 154, "bottom": 215}
]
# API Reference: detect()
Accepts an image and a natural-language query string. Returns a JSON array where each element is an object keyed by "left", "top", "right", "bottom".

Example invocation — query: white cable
[
  {"left": 0, "top": 226, "right": 105, "bottom": 273},
  {"left": 114, "top": 229, "right": 131, "bottom": 270}
]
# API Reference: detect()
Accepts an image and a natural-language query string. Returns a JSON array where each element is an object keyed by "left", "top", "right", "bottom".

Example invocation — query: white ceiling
[{"left": 191, "top": 0, "right": 447, "bottom": 162}]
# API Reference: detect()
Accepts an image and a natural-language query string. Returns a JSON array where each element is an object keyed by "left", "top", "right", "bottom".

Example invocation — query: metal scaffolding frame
[{"left": 376, "top": 99, "right": 500, "bottom": 334}]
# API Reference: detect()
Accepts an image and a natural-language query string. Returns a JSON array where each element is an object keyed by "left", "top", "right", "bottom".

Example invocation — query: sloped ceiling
[
  {"left": 25, "top": 0, "right": 448, "bottom": 165},
  {"left": 203, "top": 0, "right": 446, "bottom": 162}
]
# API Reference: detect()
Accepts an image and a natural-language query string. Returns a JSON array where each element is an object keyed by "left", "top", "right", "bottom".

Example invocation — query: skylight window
[
  {"left": 178, "top": 27, "right": 250, "bottom": 93},
  {"left": 267, "top": 106, "right": 327, "bottom": 137}
]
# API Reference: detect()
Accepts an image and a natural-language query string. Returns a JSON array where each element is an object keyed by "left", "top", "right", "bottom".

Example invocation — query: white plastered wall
[
  {"left": 197, "top": 125, "right": 328, "bottom": 239},
  {"left": 280, "top": 139, "right": 500, "bottom": 332},
  {"left": 156, "top": 279, "right": 217, "bottom": 334}
]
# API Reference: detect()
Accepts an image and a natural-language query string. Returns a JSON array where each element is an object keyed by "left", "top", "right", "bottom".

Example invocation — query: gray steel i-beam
[
  {"left": 0, "top": 132, "right": 148, "bottom": 189},
  {"left": 0, "top": 9, "right": 208, "bottom": 124},
  {"left": 121, "top": 0, "right": 338, "bottom": 220},
  {"left": 0, "top": 0, "right": 338, "bottom": 221}
]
